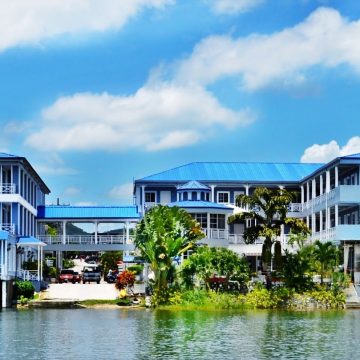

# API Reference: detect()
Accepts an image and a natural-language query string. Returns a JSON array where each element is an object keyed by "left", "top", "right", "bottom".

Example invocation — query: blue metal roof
[
  {"left": 138, "top": 162, "right": 324, "bottom": 183},
  {"left": 168, "top": 201, "right": 233, "bottom": 210},
  {"left": 342, "top": 153, "right": 360, "bottom": 159},
  {"left": 0, "top": 230, "right": 9, "bottom": 240},
  {"left": 178, "top": 180, "right": 210, "bottom": 191},
  {"left": 37, "top": 205, "right": 140, "bottom": 219}
]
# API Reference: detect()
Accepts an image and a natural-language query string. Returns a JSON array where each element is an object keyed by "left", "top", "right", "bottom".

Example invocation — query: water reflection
[{"left": 0, "top": 308, "right": 360, "bottom": 359}]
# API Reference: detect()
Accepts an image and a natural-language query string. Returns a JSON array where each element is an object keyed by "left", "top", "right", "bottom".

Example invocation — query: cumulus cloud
[
  {"left": 206, "top": 0, "right": 264, "bottom": 15},
  {"left": 32, "top": 153, "right": 78, "bottom": 175},
  {"left": 25, "top": 84, "right": 255, "bottom": 152},
  {"left": 63, "top": 186, "right": 80, "bottom": 197},
  {"left": 173, "top": 7, "right": 360, "bottom": 90},
  {"left": 109, "top": 182, "right": 134, "bottom": 204},
  {"left": 0, "top": 0, "right": 172, "bottom": 52},
  {"left": 301, "top": 136, "right": 360, "bottom": 163}
]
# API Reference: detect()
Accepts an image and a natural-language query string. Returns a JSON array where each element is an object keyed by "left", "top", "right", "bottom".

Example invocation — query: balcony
[
  {"left": 312, "top": 225, "right": 360, "bottom": 243},
  {"left": 38, "top": 234, "right": 134, "bottom": 245},
  {"left": 0, "top": 183, "right": 16, "bottom": 194}
]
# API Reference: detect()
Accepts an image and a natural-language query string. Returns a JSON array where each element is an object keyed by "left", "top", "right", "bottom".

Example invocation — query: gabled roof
[
  {"left": 341, "top": 153, "right": 360, "bottom": 159},
  {"left": 168, "top": 201, "right": 233, "bottom": 211},
  {"left": 178, "top": 180, "right": 210, "bottom": 191},
  {"left": 138, "top": 162, "right": 323, "bottom": 183},
  {"left": 0, "top": 152, "right": 19, "bottom": 158},
  {"left": 37, "top": 205, "right": 140, "bottom": 220}
]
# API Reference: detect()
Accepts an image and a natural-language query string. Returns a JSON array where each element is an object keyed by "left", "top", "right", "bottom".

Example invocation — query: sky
[{"left": 1, "top": 0, "right": 360, "bottom": 206}]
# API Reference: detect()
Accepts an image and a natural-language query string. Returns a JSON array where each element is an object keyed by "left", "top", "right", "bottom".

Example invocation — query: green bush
[
  {"left": 14, "top": 280, "right": 35, "bottom": 300},
  {"left": 62, "top": 259, "right": 75, "bottom": 269},
  {"left": 48, "top": 267, "right": 58, "bottom": 278},
  {"left": 127, "top": 265, "right": 144, "bottom": 274}
]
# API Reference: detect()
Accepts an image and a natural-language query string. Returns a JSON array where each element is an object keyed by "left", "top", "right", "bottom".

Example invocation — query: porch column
[
  {"left": 326, "top": 170, "right": 330, "bottom": 193},
  {"left": 62, "top": 221, "right": 67, "bottom": 244},
  {"left": 40, "top": 246, "right": 43, "bottom": 281},
  {"left": 37, "top": 245, "right": 40, "bottom": 281},
  {"left": 312, "top": 179, "right": 316, "bottom": 199},
  {"left": 4, "top": 241, "right": 8, "bottom": 278},
  {"left": 301, "top": 185, "right": 304, "bottom": 204},
  {"left": 335, "top": 205, "right": 339, "bottom": 227},
  {"left": 125, "top": 222, "right": 130, "bottom": 244},
  {"left": 245, "top": 185, "right": 250, "bottom": 211},
  {"left": 225, "top": 214, "right": 229, "bottom": 240},
  {"left": 206, "top": 212, "right": 211, "bottom": 239},
  {"left": 141, "top": 185, "right": 145, "bottom": 214},
  {"left": 210, "top": 185, "right": 216, "bottom": 202},
  {"left": 306, "top": 182, "right": 310, "bottom": 202},
  {"left": 335, "top": 166, "right": 339, "bottom": 188},
  {"left": 2, "top": 281, "right": 7, "bottom": 308},
  {"left": 306, "top": 216, "right": 309, "bottom": 228},
  {"left": 311, "top": 213, "right": 316, "bottom": 236},
  {"left": 320, "top": 175, "right": 323, "bottom": 195},
  {"left": 344, "top": 244, "right": 349, "bottom": 274},
  {"left": 94, "top": 221, "right": 98, "bottom": 244}
]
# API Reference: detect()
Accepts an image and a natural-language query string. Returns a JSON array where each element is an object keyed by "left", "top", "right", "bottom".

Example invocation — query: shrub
[
  {"left": 48, "top": 267, "right": 58, "bottom": 278},
  {"left": 14, "top": 280, "right": 35, "bottom": 300},
  {"left": 62, "top": 259, "right": 75, "bottom": 269},
  {"left": 115, "top": 270, "right": 135, "bottom": 290},
  {"left": 127, "top": 265, "right": 144, "bottom": 275}
]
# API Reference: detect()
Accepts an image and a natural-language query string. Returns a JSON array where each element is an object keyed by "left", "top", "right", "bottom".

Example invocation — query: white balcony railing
[
  {"left": 0, "top": 183, "right": 16, "bottom": 194},
  {"left": 0, "top": 223, "right": 15, "bottom": 234},
  {"left": 37, "top": 234, "right": 134, "bottom": 245},
  {"left": 17, "top": 269, "right": 39, "bottom": 281}
]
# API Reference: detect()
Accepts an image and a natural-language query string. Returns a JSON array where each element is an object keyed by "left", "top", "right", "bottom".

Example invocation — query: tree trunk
[{"left": 261, "top": 238, "right": 272, "bottom": 275}]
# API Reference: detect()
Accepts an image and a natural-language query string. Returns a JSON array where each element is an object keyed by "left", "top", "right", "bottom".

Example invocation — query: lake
[{"left": 0, "top": 308, "right": 359, "bottom": 359}]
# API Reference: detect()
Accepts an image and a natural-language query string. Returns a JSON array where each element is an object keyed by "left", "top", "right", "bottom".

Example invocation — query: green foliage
[
  {"left": 135, "top": 205, "right": 204, "bottom": 306},
  {"left": 14, "top": 280, "right": 35, "bottom": 300},
  {"left": 100, "top": 251, "right": 123, "bottom": 275},
  {"left": 313, "top": 241, "right": 338, "bottom": 284},
  {"left": 48, "top": 267, "right": 58, "bottom": 278},
  {"left": 181, "top": 246, "right": 250, "bottom": 289},
  {"left": 127, "top": 265, "right": 144, "bottom": 274},
  {"left": 62, "top": 258, "right": 75, "bottom": 269}
]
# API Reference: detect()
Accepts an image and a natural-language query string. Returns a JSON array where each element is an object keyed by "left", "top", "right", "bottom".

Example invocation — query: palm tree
[
  {"left": 228, "top": 187, "right": 310, "bottom": 273},
  {"left": 134, "top": 205, "right": 204, "bottom": 305},
  {"left": 313, "top": 240, "right": 338, "bottom": 284}
]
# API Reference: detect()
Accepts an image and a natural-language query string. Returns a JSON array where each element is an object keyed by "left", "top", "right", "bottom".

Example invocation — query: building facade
[{"left": 134, "top": 154, "right": 360, "bottom": 282}]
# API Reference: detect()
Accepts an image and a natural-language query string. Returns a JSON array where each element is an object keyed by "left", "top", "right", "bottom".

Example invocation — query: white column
[
  {"left": 306, "top": 216, "right": 309, "bottom": 228},
  {"left": 141, "top": 185, "right": 145, "bottom": 213},
  {"left": 335, "top": 205, "right": 339, "bottom": 227},
  {"left": 40, "top": 246, "right": 43, "bottom": 281},
  {"left": 94, "top": 221, "right": 98, "bottom": 244},
  {"left": 335, "top": 166, "right": 339, "bottom": 187},
  {"left": 2, "top": 281, "right": 7, "bottom": 308},
  {"left": 210, "top": 185, "right": 216, "bottom": 202},
  {"left": 207, "top": 212, "right": 211, "bottom": 238},
  {"left": 62, "top": 221, "right": 67, "bottom": 244},
  {"left": 225, "top": 214, "right": 229, "bottom": 239},
  {"left": 306, "top": 182, "right": 310, "bottom": 202},
  {"left": 311, "top": 213, "right": 316, "bottom": 236},
  {"left": 301, "top": 185, "right": 304, "bottom": 204},
  {"left": 326, "top": 170, "right": 330, "bottom": 193},
  {"left": 37, "top": 245, "right": 40, "bottom": 281},
  {"left": 4, "top": 241, "right": 8, "bottom": 278},
  {"left": 125, "top": 222, "right": 130, "bottom": 243},
  {"left": 312, "top": 179, "right": 316, "bottom": 199},
  {"left": 320, "top": 175, "right": 323, "bottom": 195}
]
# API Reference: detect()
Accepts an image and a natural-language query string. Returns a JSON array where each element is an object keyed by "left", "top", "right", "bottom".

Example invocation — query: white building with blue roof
[{"left": 134, "top": 154, "right": 360, "bottom": 283}]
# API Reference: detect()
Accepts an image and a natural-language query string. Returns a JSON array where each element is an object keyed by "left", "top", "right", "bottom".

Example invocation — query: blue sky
[{"left": 1, "top": 0, "right": 360, "bottom": 205}]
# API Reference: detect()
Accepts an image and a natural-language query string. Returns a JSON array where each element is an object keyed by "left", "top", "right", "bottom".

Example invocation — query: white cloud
[
  {"left": 109, "top": 182, "right": 134, "bottom": 204},
  {"left": 301, "top": 136, "right": 360, "bottom": 163},
  {"left": 173, "top": 7, "right": 360, "bottom": 90},
  {"left": 72, "top": 201, "right": 97, "bottom": 206},
  {"left": 25, "top": 84, "right": 255, "bottom": 152},
  {"left": 0, "top": 0, "right": 172, "bottom": 52},
  {"left": 206, "top": 0, "right": 264, "bottom": 15},
  {"left": 32, "top": 153, "right": 78, "bottom": 175}
]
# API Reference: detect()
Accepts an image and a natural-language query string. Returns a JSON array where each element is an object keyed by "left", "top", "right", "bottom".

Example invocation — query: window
[
  {"left": 233, "top": 191, "right": 245, "bottom": 205},
  {"left": 217, "top": 192, "right": 230, "bottom": 204},
  {"left": 192, "top": 191, "right": 197, "bottom": 200},
  {"left": 145, "top": 192, "right": 156, "bottom": 203},
  {"left": 210, "top": 214, "right": 225, "bottom": 229},
  {"left": 192, "top": 213, "right": 207, "bottom": 228}
]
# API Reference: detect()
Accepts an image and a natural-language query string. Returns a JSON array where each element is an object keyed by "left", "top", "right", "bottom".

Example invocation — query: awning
[
  {"left": 0, "top": 230, "right": 9, "bottom": 240},
  {"left": 17, "top": 236, "right": 46, "bottom": 247}
]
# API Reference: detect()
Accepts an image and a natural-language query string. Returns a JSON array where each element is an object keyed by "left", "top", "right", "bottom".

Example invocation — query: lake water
[{"left": 0, "top": 308, "right": 359, "bottom": 359}]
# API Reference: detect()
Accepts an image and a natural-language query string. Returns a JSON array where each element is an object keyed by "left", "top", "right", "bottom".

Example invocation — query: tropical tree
[
  {"left": 313, "top": 240, "right": 338, "bottom": 284},
  {"left": 134, "top": 205, "right": 204, "bottom": 305},
  {"left": 228, "top": 187, "right": 310, "bottom": 273},
  {"left": 100, "top": 251, "right": 123, "bottom": 276},
  {"left": 181, "top": 247, "right": 250, "bottom": 290}
]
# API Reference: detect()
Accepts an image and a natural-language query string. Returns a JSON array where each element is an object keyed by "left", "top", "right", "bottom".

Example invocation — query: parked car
[
  {"left": 73, "top": 271, "right": 81, "bottom": 283},
  {"left": 82, "top": 266, "right": 101, "bottom": 284},
  {"left": 58, "top": 269, "right": 75, "bottom": 284}
]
